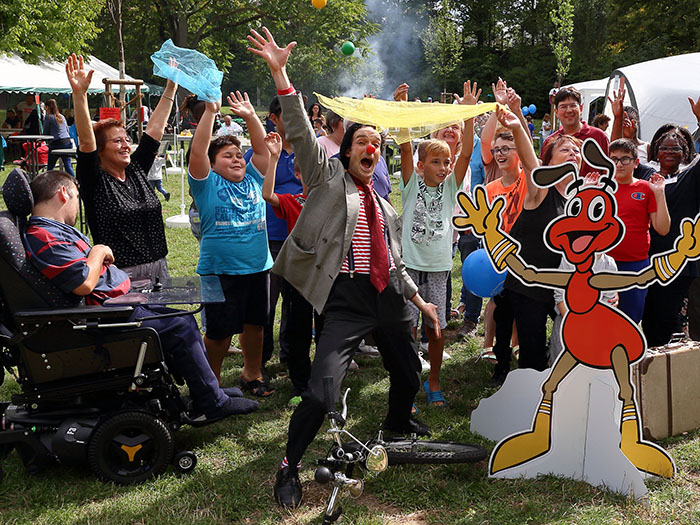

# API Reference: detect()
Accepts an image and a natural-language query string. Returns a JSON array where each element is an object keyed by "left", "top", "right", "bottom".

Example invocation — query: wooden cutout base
[{"left": 471, "top": 366, "right": 649, "bottom": 499}]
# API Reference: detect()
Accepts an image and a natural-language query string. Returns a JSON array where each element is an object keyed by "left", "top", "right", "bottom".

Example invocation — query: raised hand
[
  {"left": 454, "top": 186, "right": 505, "bottom": 236},
  {"left": 584, "top": 171, "right": 601, "bottom": 186},
  {"left": 491, "top": 77, "right": 508, "bottom": 105},
  {"left": 65, "top": 54, "right": 94, "bottom": 96},
  {"left": 393, "top": 83, "right": 409, "bottom": 102},
  {"left": 495, "top": 105, "right": 520, "bottom": 130},
  {"left": 608, "top": 77, "right": 626, "bottom": 118},
  {"left": 247, "top": 26, "right": 296, "bottom": 72},
  {"left": 688, "top": 95, "right": 700, "bottom": 122},
  {"left": 505, "top": 87, "right": 522, "bottom": 113},
  {"left": 264, "top": 131, "right": 282, "bottom": 157},
  {"left": 454, "top": 80, "right": 481, "bottom": 105},
  {"left": 227, "top": 91, "right": 255, "bottom": 120},
  {"left": 649, "top": 172, "right": 665, "bottom": 194},
  {"left": 205, "top": 99, "right": 221, "bottom": 115}
]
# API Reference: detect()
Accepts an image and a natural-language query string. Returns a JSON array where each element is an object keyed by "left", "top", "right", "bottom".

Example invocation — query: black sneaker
[
  {"left": 458, "top": 318, "right": 477, "bottom": 338},
  {"left": 164, "top": 192, "right": 171, "bottom": 202},
  {"left": 274, "top": 466, "right": 302, "bottom": 508},
  {"left": 383, "top": 416, "right": 431, "bottom": 438}
]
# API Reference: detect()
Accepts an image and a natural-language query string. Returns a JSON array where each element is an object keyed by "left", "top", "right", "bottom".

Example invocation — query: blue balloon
[
  {"left": 522, "top": 106, "right": 529, "bottom": 116},
  {"left": 461, "top": 248, "right": 506, "bottom": 298},
  {"left": 528, "top": 104, "right": 537, "bottom": 114}
]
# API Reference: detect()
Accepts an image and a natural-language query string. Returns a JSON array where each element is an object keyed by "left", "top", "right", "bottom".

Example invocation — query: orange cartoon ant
[{"left": 454, "top": 138, "right": 700, "bottom": 478}]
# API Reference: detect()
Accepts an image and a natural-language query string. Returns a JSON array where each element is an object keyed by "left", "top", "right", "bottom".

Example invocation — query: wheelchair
[{"left": 0, "top": 169, "right": 210, "bottom": 484}]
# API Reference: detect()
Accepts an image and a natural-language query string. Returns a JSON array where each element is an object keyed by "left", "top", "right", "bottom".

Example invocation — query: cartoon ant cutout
[{"left": 454, "top": 138, "right": 700, "bottom": 478}]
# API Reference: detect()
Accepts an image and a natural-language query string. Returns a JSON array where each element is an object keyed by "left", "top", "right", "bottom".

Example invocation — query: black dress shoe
[
  {"left": 383, "top": 416, "right": 432, "bottom": 437},
  {"left": 274, "top": 466, "right": 302, "bottom": 508}
]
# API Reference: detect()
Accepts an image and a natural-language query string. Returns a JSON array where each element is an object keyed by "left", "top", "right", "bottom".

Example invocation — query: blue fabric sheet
[{"left": 151, "top": 39, "right": 223, "bottom": 103}]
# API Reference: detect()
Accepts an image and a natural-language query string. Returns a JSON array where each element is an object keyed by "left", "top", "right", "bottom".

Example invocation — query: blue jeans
[
  {"left": 615, "top": 259, "right": 649, "bottom": 324},
  {"left": 134, "top": 305, "right": 227, "bottom": 415},
  {"left": 48, "top": 140, "right": 74, "bottom": 177},
  {"left": 458, "top": 231, "right": 483, "bottom": 323}
]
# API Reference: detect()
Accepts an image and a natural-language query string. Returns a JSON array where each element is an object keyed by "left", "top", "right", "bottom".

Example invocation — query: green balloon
[{"left": 341, "top": 41, "right": 355, "bottom": 56}]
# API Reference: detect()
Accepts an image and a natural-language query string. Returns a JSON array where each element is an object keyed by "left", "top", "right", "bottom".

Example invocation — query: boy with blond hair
[{"left": 397, "top": 81, "right": 480, "bottom": 406}]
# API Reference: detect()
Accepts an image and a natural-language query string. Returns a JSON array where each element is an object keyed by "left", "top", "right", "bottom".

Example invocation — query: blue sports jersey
[{"left": 188, "top": 161, "right": 273, "bottom": 275}]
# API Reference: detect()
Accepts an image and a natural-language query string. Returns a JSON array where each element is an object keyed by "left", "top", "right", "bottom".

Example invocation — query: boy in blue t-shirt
[
  {"left": 395, "top": 81, "right": 478, "bottom": 406},
  {"left": 188, "top": 91, "right": 273, "bottom": 397}
]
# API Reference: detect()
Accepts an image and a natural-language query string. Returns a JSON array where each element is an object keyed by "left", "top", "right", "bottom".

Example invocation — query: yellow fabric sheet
[{"left": 315, "top": 92, "right": 498, "bottom": 144}]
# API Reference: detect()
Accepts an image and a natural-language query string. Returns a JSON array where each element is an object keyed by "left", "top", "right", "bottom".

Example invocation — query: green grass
[{"left": 2, "top": 165, "right": 700, "bottom": 524}]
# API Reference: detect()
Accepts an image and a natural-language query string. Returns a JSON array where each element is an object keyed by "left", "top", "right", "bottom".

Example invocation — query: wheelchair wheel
[
  {"left": 173, "top": 450, "right": 197, "bottom": 474},
  {"left": 88, "top": 411, "right": 174, "bottom": 484},
  {"left": 383, "top": 440, "right": 487, "bottom": 465}
]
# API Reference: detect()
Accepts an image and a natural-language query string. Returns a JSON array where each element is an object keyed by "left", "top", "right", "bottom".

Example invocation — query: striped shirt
[
  {"left": 340, "top": 185, "right": 395, "bottom": 274},
  {"left": 24, "top": 216, "right": 131, "bottom": 305}
]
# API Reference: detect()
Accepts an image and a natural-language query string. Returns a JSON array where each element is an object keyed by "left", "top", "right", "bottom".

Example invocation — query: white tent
[
  {"left": 602, "top": 52, "right": 700, "bottom": 142},
  {"left": 0, "top": 54, "right": 148, "bottom": 95},
  {"left": 562, "top": 77, "right": 608, "bottom": 123}
]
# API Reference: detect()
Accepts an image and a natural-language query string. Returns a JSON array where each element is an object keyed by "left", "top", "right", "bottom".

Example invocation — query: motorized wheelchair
[{"left": 0, "top": 168, "right": 210, "bottom": 484}]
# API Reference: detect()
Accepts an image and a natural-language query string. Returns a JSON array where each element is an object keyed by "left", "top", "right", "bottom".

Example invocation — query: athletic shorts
[
  {"left": 204, "top": 271, "right": 270, "bottom": 340},
  {"left": 406, "top": 269, "right": 449, "bottom": 330}
]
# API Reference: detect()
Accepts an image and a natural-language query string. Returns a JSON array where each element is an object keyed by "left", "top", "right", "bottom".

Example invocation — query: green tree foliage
[
  {"left": 420, "top": 0, "right": 462, "bottom": 95},
  {"left": 90, "top": 0, "right": 377, "bottom": 99},
  {"left": 549, "top": 0, "right": 575, "bottom": 83},
  {"left": 0, "top": 0, "right": 102, "bottom": 62}
]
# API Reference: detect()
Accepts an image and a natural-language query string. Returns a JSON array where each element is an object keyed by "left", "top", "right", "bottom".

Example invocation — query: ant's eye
[
  {"left": 567, "top": 197, "right": 582, "bottom": 217},
  {"left": 588, "top": 195, "right": 606, "bottom": 222}
]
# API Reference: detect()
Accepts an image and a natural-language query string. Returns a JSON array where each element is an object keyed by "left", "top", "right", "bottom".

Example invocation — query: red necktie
[{"left": 357, "top": 181, "right": 390, "bottom": 292}]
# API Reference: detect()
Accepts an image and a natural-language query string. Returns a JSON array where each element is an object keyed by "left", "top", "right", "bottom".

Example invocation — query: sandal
[
  {"left": 479, "top": 348, "right": 497, "bottom": 361},
  {"left": 423, "top": 380, "right": 446, "bottom": 407},
  {"left": 239, "top": 377, "right": 275, "bottom": 397}
]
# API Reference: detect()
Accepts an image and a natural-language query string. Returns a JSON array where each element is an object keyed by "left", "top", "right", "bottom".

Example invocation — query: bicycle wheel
[{"left": 383, "top": 440, "right": 487, "bottom": 465}]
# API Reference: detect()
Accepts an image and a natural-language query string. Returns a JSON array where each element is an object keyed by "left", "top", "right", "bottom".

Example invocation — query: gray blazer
[{"left": 272, "top": 93, "right": 418, "bottom": 313}]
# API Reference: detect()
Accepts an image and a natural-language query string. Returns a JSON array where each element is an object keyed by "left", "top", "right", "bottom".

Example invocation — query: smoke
[{"left": 338, "top": 0, "right": 426, "bottom": 99}]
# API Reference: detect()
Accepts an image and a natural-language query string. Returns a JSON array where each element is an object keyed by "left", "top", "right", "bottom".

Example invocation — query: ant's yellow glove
[
  {"left": 653, "top": 216, "right": 700, "bottom": 282},
  {"left": 453, "top": 186, "right": 517, "bottom": 271}
]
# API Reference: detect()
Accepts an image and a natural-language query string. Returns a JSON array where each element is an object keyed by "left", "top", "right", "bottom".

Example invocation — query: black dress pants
[
  {"left": 643, "top": 277, "right": 693, "bottom": 348},
  {"left": 281, "top": 280, "right": 323, "bottom": 393},
  {"left": 284, "top": 273, "right": 421, "bottom": 467}
]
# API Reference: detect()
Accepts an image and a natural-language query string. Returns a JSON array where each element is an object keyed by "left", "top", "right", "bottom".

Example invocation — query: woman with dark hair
[
  {"left": 66, "top": 53, "right": 177, "bottom": 281},
  {"left": 307, "top": 102, "right": 322, "bottom": 122},
  {"left": 43, "top": 98, "right": 75, "bottom": 176},
  {"left": 180, "top": 94, "right": 205, "bottom": 130},
  {"left": 490, "top": 106, "right": 582, "bottom": 384},
  {"left": 641, "top": 96, "right": 700, "bottom": 346}
]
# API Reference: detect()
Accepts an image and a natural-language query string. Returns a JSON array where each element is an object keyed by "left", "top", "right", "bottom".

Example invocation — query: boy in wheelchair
[{"left": 22, "top": 170, "right": 259, "bottom": 421}]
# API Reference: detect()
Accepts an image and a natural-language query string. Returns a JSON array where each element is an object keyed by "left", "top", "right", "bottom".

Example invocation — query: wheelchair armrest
[{"left": 14, "top": 305, "right": 134, "bottom": 324}]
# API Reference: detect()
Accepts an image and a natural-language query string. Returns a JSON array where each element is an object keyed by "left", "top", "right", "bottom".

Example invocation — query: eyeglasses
[
  {"left": 658, "top": 146, "right": 682, "bottom": 153},
  {"left": 557, "top": 103, "right": 580, "bottom": 111},
  {"left": 610, "top": 156, "right": 635, "bottom": 165},
  {"left": 490, "top": 146, "right": 516, "bottom": 155},
  {"left": 109, "top": 137, "right": 132, "bottom": 146}
]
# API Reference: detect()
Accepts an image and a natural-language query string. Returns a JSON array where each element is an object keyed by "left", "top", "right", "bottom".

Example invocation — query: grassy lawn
[{"left": 2, "top": 163, "right": 700, "bottom": 524}]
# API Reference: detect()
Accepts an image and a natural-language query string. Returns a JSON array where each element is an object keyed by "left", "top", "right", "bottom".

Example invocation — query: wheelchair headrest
[{"left": 2, "top": 168, "right": 33, "bottom": 218}]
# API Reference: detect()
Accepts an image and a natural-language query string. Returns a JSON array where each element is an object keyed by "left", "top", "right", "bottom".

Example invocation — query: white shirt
[{"left": 217, "top": 121, "right": 243, "bottom": 136}]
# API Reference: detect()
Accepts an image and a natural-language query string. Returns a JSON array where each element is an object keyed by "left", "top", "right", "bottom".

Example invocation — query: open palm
[
  {"left": 247, "top": 27, "right": 296, "bottom": 72},
  {"left": 65, "top": 54, "right": 93, "bottom": 95}
]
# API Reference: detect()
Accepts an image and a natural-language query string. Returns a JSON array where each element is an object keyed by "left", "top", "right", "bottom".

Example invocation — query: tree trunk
[{"left": 174, "top": 11, "right": 188, "bottom": 47}]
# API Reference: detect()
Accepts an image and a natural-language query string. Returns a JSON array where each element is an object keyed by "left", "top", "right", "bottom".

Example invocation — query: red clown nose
[{"left": 366, "top": 144, "right": 376, "bottom": 154}]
